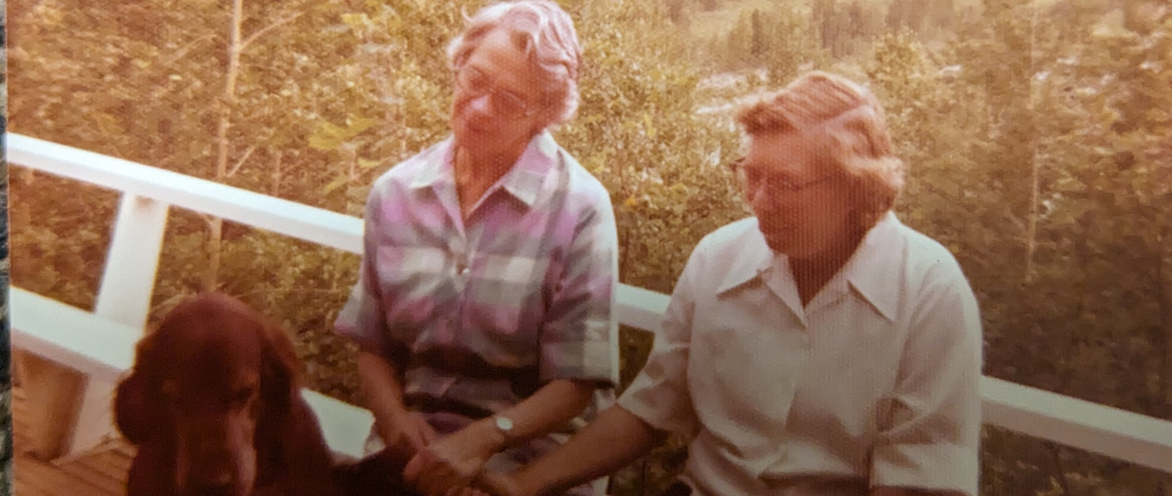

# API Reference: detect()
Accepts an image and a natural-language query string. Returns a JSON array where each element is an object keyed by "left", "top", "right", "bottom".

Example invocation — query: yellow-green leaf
[
  {"left": 342, "top": 117, "right": 377, "bottom": 138},
  {"left": 341, "top": 13, "right": 368, "bottom": 32},
  {"left": 322, "top": 175, "right": 349, "bottom": 194},
  {"left": 308, "top": 132, "right": 342, "bottom": 151}
]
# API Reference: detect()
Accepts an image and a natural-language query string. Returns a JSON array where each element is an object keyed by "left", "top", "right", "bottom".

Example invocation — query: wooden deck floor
[{"left": 13, "top": 386, "right": 134, "bottom": 496}]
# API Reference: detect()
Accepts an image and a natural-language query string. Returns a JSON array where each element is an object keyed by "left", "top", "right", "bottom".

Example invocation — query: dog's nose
[
  {"left": 186, "top": 475, "right": 236, "bottom": 496},
  {"left": 186, "top": 485, "right": 232, "bottom": 496}
]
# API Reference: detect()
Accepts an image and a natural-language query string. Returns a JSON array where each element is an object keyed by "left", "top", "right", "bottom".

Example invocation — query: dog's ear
[
  {"left": 258, "top": 320, "right": 302, "bottom": 422},
  {"left": 114, "top": 330, "right": 168, "bottom": 445}
]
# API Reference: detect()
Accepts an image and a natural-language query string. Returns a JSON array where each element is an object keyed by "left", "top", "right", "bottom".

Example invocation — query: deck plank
[
  {"left": 57, "top": 458, "right": 127, "bottom": 495},
  {"left": 13, "top": 385, "right": 131, "bottom": 496},
  {"left": 76, "top": 450, "right": 133, "bottom": 488}
]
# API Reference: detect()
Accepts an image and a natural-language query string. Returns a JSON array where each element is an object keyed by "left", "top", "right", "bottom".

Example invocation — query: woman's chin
[
  {"left": 455, "top": 127, "right": 499, "bottom": 152},
  {"left": 763, "top": 234, "right": 825, "bottom": 260},
  {"left": 762, "top": 234, "right": 794, "bottom": 255},
  {"left": 760, "top": 226, "right": 792, "bottom": 246}
]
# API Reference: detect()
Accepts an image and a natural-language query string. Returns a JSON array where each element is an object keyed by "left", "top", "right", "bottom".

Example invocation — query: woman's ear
[{"left": 113, "top": 332, "right": 167, "bottom": 445}]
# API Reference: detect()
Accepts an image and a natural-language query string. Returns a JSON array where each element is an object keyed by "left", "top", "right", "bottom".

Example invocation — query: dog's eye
[{"left": 231, "top": 386, "right": 256, "bottom": 407}]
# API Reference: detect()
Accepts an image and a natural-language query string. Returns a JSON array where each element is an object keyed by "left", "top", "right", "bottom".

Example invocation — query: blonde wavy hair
[
  {"left": 736, "top": 71, "right": 905, "bottom": 231},
  {"left": 447, "top": 0, "right": 583, "bottom": 127}
]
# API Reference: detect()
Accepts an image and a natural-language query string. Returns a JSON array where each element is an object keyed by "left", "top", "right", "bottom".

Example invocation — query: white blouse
[{"left": 618, "top": 212, "right": 983, "bottom": 496}]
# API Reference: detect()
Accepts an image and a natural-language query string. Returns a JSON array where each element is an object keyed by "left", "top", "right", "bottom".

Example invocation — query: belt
[
  {"left": 402, "top": 392, "right": 495, "bottom": 420},
  {"left": 406, "top": 347, "right": 527, "bottom": 379},
  {"left": 402, "top": 346, "right": 541, "bottom": 398}
]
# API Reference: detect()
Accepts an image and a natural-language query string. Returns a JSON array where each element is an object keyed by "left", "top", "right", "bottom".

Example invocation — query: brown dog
[{"left": 113, "top": 293, "right": 348, "bottom": 496}]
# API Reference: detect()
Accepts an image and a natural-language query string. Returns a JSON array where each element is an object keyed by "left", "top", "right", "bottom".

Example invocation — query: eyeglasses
[
  {"left": 729, "top": 157, "right": 836, "bottom": 196},
  {"left": 455, "top": 65, "right": 537, "bottom": 119}
]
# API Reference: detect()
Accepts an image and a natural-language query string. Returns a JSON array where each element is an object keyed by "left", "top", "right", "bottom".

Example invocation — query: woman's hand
[
  {"left": 403, "top": 419, "right": 505, "bottom": 495},
  {"left": 357, "top": 352, "right": 437, "bottom": 454},
  {"left": 441, "top": 471, "right": 526, "bottom": 496},
  {"left": 383, "top": 410, "right": 438, "bottom": 453},
  {"left": 403, "top": 379, "right": 595, "bottom": 495},
  {"left": 473, "top": 470, "right": 528, "bottom": 496}
]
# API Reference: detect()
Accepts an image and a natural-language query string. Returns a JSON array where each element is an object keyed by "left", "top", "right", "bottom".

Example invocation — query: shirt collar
[
  {"left": 499, "top": 131, "right": 559, "bottom": 207},
  {"left": 841, "top": 211, "right": 903, "bottom": 322},
  {"left": 714, "top": 211, "right": 905, "bottom": 322},
  {"left": 408, "top": 137, "right": 455, "bottom": 190},
  {"left": 407, "top": 132, "right": 559, "bottom": 208},
  {"left": 716, "top": 218, "right": 774, "bottom": 294}
]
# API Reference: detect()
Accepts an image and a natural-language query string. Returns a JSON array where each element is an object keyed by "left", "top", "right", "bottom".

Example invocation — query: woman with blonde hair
[{"left": 471, "top": 71, "right": 984, "bottom": 496}]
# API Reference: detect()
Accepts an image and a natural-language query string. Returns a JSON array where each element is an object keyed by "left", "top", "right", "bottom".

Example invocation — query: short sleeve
[
  {"left": 333, "top": 183, "right": 393, "bottom": 360},
  {"left": 538, "top": 195, "right": 620, "bottom": 388},
  {"left": 616, "top": 243, "right": 703, "bottom": 438},
  {"left": 870, "top": 259, "right": 984, "bottom": 496}
]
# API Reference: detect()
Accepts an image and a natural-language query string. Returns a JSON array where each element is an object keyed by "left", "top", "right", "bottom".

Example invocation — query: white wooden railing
[{"left": 6, "top": 132, "right": 1172, "bottom": 476}]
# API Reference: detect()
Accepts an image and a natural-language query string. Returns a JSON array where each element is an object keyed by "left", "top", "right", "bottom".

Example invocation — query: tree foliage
[{"left": 7, "top": 0, "right": 1172, "bottom": 494}]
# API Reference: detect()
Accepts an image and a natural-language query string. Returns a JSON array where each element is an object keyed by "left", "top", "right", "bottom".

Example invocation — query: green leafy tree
[
  {"left": 868, "top": 1, "right": 1172, "bottom": 493},
  {"left": 8, "top": 0, "right": 1172, "bottom": 495}
]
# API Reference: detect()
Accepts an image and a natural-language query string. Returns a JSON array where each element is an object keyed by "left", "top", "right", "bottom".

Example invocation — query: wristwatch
[{"left": 492, "top": 414, "right": 514, "bottom": 443}]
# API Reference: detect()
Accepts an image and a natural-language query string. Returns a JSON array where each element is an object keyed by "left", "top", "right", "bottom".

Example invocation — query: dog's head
[{"left": 114, "top": 293, "right": 302, "bottom": 496}]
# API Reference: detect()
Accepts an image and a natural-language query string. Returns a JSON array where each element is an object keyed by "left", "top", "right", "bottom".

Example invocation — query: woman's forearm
[
  {"left": 508, "top": 405, "right": 663, "bottom": 496},
  {"left": 484, "top": 378, "right": 596, "bottom": 448},
  {"left": 356, "top": 351, "right": 411, "bottom": 442},
  {"left": 400, "top": 378, "right": 602, "bottom": 492},
  {"left": 452, "top": 378, "right": 599, "bottom": 457},
  {"left": 871, "top": 488, "right": 967, "bottom": 496}
]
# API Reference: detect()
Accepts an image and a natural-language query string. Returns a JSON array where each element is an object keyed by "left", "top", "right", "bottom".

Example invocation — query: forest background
[{"left": 4, "top": 0, "right": 1172, "bottom": 494}]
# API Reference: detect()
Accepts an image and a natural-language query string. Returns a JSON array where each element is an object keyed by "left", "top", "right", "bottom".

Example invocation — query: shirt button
[{"left": 461, "top": 267, "right": 470, "bottom": 276}]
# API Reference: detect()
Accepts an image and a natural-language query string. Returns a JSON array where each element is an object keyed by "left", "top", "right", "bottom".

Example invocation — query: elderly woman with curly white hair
[
  {"left": 476, "top": 71, "right": 985, "bottom": 496},
  {"left": 333, "top": 2, "right": 618, "bottom": 495}
]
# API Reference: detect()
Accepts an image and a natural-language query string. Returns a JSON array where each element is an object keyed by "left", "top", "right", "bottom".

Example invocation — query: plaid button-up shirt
[{"left": 335, "top": 131, "right": 619, "bottom": 445}]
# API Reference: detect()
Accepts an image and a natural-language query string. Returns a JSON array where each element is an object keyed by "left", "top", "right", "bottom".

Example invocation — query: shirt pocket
[
  {"left": 376, "top": 245, "right": 452, "bottom": 331},
  {"left": 465, "top": 253, "right": 552, "bottom": 341}
]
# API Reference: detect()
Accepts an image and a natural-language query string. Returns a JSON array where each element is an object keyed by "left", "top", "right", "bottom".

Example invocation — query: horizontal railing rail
[
  {"left": 8, "top": 287, "right": 376, "bottom": 459},
  {"left": 7, "top": 132, "right": 1172, "bottom": 473}
]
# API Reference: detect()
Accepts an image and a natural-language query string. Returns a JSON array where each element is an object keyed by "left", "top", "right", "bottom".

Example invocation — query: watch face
[{"left": 495, "top": 415, "right": 514, "bottom": 431}]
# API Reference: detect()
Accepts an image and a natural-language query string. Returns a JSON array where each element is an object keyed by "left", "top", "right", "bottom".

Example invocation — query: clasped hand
[{"left": 402, "top": 418, "right": 507, "bottom": 496}]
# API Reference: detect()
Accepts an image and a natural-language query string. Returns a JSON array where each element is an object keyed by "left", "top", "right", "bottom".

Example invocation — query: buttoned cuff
[{"left": 870, "top": 442, "right": 979, "bottom": 496}]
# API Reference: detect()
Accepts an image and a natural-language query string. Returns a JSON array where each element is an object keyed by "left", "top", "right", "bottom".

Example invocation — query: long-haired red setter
[{"left": 113, "top": 293, "right": 351, "bottom": 496}]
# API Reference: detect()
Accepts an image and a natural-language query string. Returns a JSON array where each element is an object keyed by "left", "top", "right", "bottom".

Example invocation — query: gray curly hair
[{"left": 447, "top": 0, "right": 583, "bottom": 127}]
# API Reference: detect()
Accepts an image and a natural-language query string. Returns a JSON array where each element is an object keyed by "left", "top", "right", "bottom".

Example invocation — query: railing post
[
  {"left": 92, "top": 194, "right": 170, "bottom": 330},
  {"left": 22, "top": 193, "right": 170, "bottom": 460}
]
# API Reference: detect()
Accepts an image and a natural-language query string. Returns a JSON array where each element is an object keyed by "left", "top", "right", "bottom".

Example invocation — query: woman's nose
[
  {"left": 466, "top": 93, "right": 493, "bottom": 116},
  {"left": 752, "top": 194, "right": 795, "bottom": 222},
  {"left": 187, "top": 477, "right": 234, "bottom": 495},
  {"left": 750, "top": 187, "right": 775, "bottom": 212}
]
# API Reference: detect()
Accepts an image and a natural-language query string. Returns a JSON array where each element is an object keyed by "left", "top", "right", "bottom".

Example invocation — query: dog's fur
[{"left": 113, "top": 293, "right": 347, "bottom": 496}]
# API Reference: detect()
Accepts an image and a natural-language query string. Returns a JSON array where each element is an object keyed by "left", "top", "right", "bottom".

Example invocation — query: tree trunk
[
  {"left": 343, "top": 145, "right": 365, "bottom": 218},
  {"left": 1159, "top": 227, "right": 1172, "bottom": 418},
  {"left": 1024, "top": 151, "right": 1038, "bottom": 283},
  {"left": 1023, "top": 2, "right": 1040, "bottom": 284},
  {"left": 203, "top": 0, "right": 245, "bottom": 293},
  {"left": 270, "top": 150, "right": 283, "bottom": 196}
]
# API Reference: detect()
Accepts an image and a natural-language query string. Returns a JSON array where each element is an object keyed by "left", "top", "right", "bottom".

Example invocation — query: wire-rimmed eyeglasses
[
  {"left": 455, "top": 65, "right": 538, "bottom": 119},
  {"left": 729, "top": 157, "right": 836, "bottom": 196}
]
